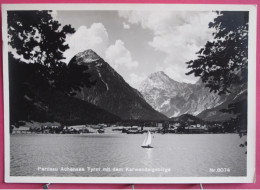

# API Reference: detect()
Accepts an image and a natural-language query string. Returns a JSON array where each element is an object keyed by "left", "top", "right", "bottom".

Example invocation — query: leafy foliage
[
  {"left": 220, "top": 96, "right": 247, "bottom": 131},
  {"left": 186, "top": 11, "right": 248, "bottom": 95},
  {"left": 9, "top": 53, "right": 120, "bottom": 125},
  {"left": 8, "top": 11, "right": 96, "bottom": 125},
  {"left": 9, "top": 53, "right": 53, "bottom": 124},
  {"left": 8, "top": 10, "right": 94, "bottom": 94},
  {"left": 8, "top": 11, "right": 74, "bottom": 67}
]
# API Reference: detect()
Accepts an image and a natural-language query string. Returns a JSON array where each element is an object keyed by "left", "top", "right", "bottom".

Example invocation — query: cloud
[
  {"left": 119, "top": 11, "right": 217, "bottom": 83},
  {"left": 128, "top": 73, "right": 147, "bottom": 89},
  {"left": 105, "top": 40, "right": 139, "bottom": 69},
  {"left": 63, "top": 23, "right": 109, "bottom": 63},
  {"left": 50, "top": 10, "right": 58, "bottom": 20},
  {"left": 123, "top": 22, "right": 131, "bottom": 29},
  {"left": 63, "top": 22, "right": 140, "bottom": 88}
]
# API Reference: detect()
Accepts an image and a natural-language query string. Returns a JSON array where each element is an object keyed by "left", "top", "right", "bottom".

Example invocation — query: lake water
[{"left": 10, "top": 133, "right": 247, "bottom": 177}]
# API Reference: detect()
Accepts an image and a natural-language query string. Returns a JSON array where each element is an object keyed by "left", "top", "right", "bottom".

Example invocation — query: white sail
[
  {"left": 142, "top": 131, "right": 152, "bottom": 146},
  {"left": 142, "top": 134, "right": 148, "bottom": 146},
  {"left": 146, "top": 131, "right": 152, "bottom": 146}
]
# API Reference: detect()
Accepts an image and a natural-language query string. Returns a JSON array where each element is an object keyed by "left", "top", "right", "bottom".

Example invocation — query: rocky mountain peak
[
  {"left": 147, "top": 71, "right": 171, "bottom": 82},
  {"left": 69, "top": 49, "right": 102, "bottom": 66},
  {"left": 138, "top": 71, "right": 230, "bottom": 118},
  {"left": 140, "top": 71, "right": 183, "bottom": 93},
  {"left": 79, "top": 49, "right": 101, "bottom": 60},
  {"left": 149, "top": 71, "right": 167, "bottom": 77},
  {"left": 68, "top": 51, "right": 167, "bottom": 121}
]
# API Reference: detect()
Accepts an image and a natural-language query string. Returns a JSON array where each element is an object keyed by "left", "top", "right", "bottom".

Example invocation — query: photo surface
[{"left": 2, "top": 4, "right": 256, "bottom": 183}]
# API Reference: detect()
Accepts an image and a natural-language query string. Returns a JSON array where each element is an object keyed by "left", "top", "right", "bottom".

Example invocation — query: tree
[
  {"left": 8, "top": 11, "right": 95, "bottom": 125},
  {"left": 8, "top": 10, "right": 94, "bottom": 94},
  {"left": 186, "top": 12, "right": 249, "bottom": 144},
  {"left": 186, "top": 11, "right": 248, "bottom": 95},
  {"left": 8, "top": 11, "right": 74, "bottom": 73},
  {"left": 8, "top": 52, "right": 55, "bottom": 125}
]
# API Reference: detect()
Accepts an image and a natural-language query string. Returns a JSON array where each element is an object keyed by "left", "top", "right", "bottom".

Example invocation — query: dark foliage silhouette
[
  {"left": 186, "top": 11, "right": 248, "bottom": 95},
  {"left": 8, "top": 11, "right": 95, "bottom": 94},
  {"left": 8, "top": 11, "right": 100, "bottom": 125},
  {"left": 186, "top": 11, "right": 248, "bottom": 134}
]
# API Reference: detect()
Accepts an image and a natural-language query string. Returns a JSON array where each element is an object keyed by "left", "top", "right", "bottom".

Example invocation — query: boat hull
[{"left": 141, "top": 145, "right": 153, "bottom": 148}]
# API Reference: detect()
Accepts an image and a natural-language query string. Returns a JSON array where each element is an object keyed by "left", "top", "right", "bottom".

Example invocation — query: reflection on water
[
  {"left": 146, "top": 148, "right": 152, "bottom": 160},
  {"left": 10, "top": 133, "right": 247, "bottom": 177}
]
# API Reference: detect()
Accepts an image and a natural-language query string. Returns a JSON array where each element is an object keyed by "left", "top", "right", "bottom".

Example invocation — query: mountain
[
  {"left": 139, "top": 71, "right": 231, "bottom": 118},
  {"left": 45, "top": 91, "right": 121, "bottom": 125},
  {"left": 9, "top": 56, "right": 121, "bottom": 126},
  {"left": 197, "top": 85, "right": 247, "bottom": 121},
  {"left": 69, "top": 49, "right": 168, "bottom": 121},
  {"left": 26, "top": 91, "right": 121, "bottom": 125},
  {"left": 139, "top": 71, "right": 193, "bottom": 112}
]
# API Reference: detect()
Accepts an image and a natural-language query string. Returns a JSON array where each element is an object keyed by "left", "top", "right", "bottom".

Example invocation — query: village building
[
  {"left": 12, "top": 126, "right": 31, "bottom": 134},
  {"left": 184, "top": 124, "right": 208, "bottom": 134},
  {"left": 43, "top": 128, "right": 51, "bottom": 134}
]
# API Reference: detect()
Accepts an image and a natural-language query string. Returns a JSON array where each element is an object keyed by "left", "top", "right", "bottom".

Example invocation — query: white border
[{"left": 2, "top": 3, "right": 257, "bottom": 184}]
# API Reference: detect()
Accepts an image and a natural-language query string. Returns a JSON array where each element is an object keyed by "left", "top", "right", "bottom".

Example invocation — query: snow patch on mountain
[
  {"left": 77, "top": 49, "right": 102, "bottom": 63},
  {"left": 139, "top": 71, "right": 228, "bottom": 117},
  {"left": 96, "top": 64, "right": 109, "bottom": 91},
  {"left": 171, "top": 111, "right": 180, "bottom": 118},
  {"left": 69, "top": 49, "right": 167, "bottom": 121}
]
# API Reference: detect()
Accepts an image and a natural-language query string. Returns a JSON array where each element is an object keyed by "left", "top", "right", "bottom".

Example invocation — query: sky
[{"left": 55, "top": 10, "right": 217, "bottom": 88}]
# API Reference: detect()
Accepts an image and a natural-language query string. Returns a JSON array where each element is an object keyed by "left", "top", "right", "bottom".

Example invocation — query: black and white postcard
[{"left": 2, "top": 4, "right": 257, "bottom": 184}]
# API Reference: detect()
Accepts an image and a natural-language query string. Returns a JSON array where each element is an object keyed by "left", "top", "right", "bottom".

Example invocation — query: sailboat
[{"left": 141, "top": 131, "right": 153, "bottom": 148}]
